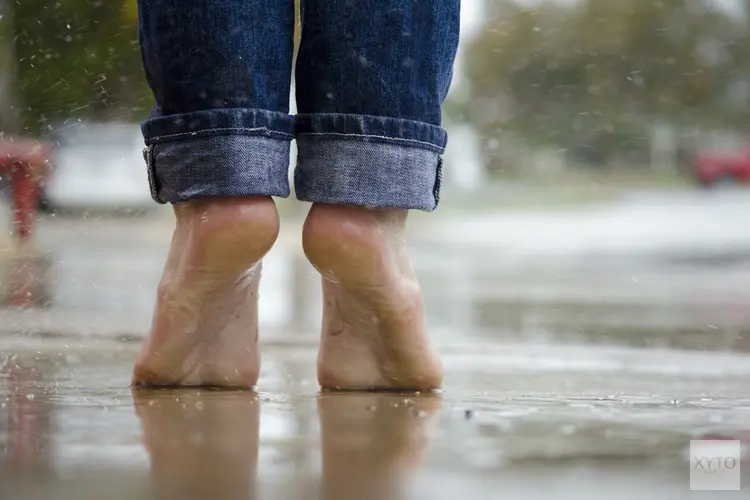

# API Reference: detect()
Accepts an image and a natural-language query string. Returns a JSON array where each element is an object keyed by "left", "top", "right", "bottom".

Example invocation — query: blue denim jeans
[{"left": 138, "top": 0, "right": 460, "bottom": 211}]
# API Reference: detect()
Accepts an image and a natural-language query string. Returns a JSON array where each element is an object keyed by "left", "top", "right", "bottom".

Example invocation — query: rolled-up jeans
[{"left": 138, "top": 0, "right": 460, "bottom": 211}]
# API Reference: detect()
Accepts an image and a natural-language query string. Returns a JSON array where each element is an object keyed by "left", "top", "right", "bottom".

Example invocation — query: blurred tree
[
  {"left": 13, "top": 0, "right": 151, "bottom": 136},
  {"left": 124, "top": 0, "right": 138, "bottom": 23},
  {"left": 462, "top": 0, "right": 748, "bottom": 170},
  {"left": 13, "top": 0, "right": 303, "bottom": 137},
  {"left": 0, "top": 0, "right": 20, "bottom": 135}
]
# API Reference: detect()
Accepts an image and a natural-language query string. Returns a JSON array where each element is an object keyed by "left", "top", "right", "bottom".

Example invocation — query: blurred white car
[{"left": 43, "top": 122, "right": 156, "bottom": 213}]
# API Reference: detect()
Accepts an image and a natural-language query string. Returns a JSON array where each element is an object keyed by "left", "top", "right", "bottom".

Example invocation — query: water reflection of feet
[
  {"left": 318, "top": 392, "right": 441, "bottom": 500},
  {"left": 132, "top": 389, "right": 260, "bottom": 500},
  {"left": 133, "top": 390, "right": 440, "bottom": 500},
  {"left": 1, "top": 363, "right": 54, "bottom": 474}
]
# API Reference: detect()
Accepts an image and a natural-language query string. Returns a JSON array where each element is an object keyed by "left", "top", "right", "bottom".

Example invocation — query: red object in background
[
  {"left": 699, "top": 432, "right": 750, "bottom": 444},
  {"left": 694, "top": 147, "right": 750, "bottom": 187},
  {"left": 0, "top": 138, "right": 52, "bottom": 243}
]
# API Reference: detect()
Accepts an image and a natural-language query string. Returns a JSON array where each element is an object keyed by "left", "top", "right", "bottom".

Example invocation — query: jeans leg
[
  {"left": 293, "top": 0, "right": 460, "bottom": 211},
  {"left": 138, "top": 0, "right": 296, "bottom": 203}
]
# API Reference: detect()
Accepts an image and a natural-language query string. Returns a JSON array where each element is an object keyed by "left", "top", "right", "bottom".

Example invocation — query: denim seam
[
  {"left": 433, "top": 156, "right": 444, "bottom": 209},
  {"left": 296, "top": 132, "right": 443, "bottom": 152},
  {"left": 143, "top": 144, "right": 165, "bottom": 204},
  {"left": 148, "top": 127, "right": 294, "bottom": 143}
]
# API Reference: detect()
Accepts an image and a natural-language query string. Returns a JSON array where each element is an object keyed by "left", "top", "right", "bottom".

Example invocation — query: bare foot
[
  {"left": 302, "top": 204, "right": 442, "bottom": 391},
  {"left": 133, "top": 388, "right": 260, "bottom": 500},
  {"left": 318, "top": 392, "right": 441, "bottom": 500},
  {"left": 132, "top": 197, "right": 279, "bottom": 388}
]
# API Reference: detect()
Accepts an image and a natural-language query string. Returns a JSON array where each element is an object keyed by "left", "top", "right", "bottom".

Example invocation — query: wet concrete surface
[
  {"left": 1, "top": 190, "right": 750, "bottom": 498},
  {"left": 3, "top": 194, "right": 750, "bottom": 350},
  {"left": 424, "top": 189, "right": 750, "bottom": 259},
  {"left": 1, "top": 338, "right": 749, "bottom": 500}
]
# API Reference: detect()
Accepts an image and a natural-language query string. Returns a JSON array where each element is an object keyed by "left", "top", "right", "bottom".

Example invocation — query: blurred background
[
  {"left": 1, "top": 0, "right": 749, "bottom": 348},
  {"left": 1, "top": 1, "right": 750, "bottom": 496}
]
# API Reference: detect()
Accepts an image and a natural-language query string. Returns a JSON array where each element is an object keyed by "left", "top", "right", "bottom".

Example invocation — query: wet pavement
[
  {"left": 1, "top": 338, "right": 749, "bottom": 500},
  {"left": 1, "top": 189, "right": 750, "bottom": 498},
  {"left": 4, "top": 191, "right": 750, "bottom": 348},
  {"left": 423, "top": 189, "right": 750, "bottom": 259}
]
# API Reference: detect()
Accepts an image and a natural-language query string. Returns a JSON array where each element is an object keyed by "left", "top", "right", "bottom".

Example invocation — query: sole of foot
[
  {"left": 132, "top": 196, "right": 279, "bottom": 388},
  {"left": 302, "top": 203, "right": 443, "bottom": 391}
]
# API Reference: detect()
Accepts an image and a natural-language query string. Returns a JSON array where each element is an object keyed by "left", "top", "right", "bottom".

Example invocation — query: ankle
[
  {"left": 173, "top": 196, "right": 280, "bottom": 260},
  {"left": 302, "top": 204, "right": 409, "bottom": 283}
]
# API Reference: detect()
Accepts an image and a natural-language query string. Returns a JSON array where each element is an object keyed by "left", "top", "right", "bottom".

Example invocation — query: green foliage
[
  {"left": 9, "top": 0, "right": 303, "bottom": 136},
  {"left": 461, "top": 0, "right": 750, "bottom": 168},
  {"left": 12, "top": 0, "right": 151, "bottom": 135}
]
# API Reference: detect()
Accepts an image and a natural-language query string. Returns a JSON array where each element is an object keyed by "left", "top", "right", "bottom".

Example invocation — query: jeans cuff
[
  {"left": 142, "top": 108, "right": 294, "bottom": 204},
  {"left": 293, "top": 114, "right": 446, "bottom": 211}
]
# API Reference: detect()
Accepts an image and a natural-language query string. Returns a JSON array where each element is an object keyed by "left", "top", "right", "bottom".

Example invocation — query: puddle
[{"left": 1, "top": 342, "right": 749, "bottom": 499}]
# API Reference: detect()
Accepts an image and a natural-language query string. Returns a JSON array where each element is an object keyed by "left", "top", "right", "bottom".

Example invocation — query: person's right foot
[
  {"left": 302, "top": 204, "right": 443, "bottom": 391},
  {"left": 132, "top": 196, "right": 279, "bottom": 388}
]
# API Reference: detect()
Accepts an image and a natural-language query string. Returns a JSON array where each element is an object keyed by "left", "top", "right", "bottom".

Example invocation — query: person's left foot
[{"left": 302, "top": 204, "right": 443, "bottom": 391}]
